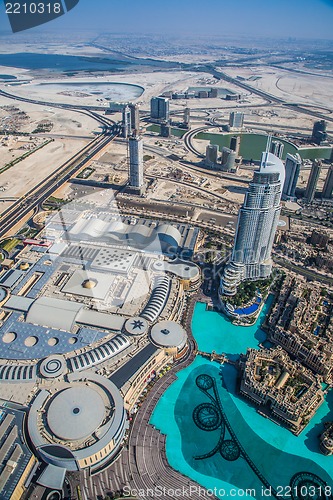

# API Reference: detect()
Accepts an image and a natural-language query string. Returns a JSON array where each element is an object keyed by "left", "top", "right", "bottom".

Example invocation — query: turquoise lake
[{"left": 150, "top": 298, "right": 333, "bottom": 498}]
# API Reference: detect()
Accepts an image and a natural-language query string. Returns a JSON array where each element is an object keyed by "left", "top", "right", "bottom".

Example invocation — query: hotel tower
[{"left": 220, "top": 150, "right": 285, "bottom": 296}]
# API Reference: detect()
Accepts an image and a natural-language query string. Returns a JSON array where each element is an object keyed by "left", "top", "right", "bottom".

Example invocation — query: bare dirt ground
[
  {"left": 223, "top": 66, "right": 333, "bottom": 114},
  {"left": 0, "top": 137, "right": 89, "bottom": 201}
]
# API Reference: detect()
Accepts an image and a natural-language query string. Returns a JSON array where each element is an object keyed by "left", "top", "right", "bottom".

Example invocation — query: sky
[{"left": 0, "top": 0, "right": 333, "bottom": 39}]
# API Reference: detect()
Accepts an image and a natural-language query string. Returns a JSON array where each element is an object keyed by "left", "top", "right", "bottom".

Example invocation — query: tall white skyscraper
[
  {"left": 221, "top": 151, "right": 285, "bottom": 296},
  {"left": 129, "top": 136, "right": 144, "bottom": 189}
]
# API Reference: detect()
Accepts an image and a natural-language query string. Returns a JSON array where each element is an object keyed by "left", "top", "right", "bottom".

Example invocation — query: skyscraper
[
  {"left": 220, "top": 151, "right": 285, "bottom": 296},
  {"left": 150, "top": 97, "right": 170, "bottom": 121},
  {"left": 122, "top": 105, "right": 132, "bottom": 139},
  {"left": 128, "top": 103, "right": 140, "bottom": 134},
  {"left": 205, "top": 144, "right": 219, "bottom": 167},
  {"left": 270, "top": 141, "right": 284, "bottom": 159},
  {"left": 311, "top": 120, "right": 327, "bottom": 145},
  {"left": 282, "top": 153, "right": 301, "bottom": 200},
  {"left": 323, "top": 165, "right": 333, "bottom": 199},
  {"left": 220, "top": 147, "right": 237, "bottom": 172},
  {"left": 305, "top": 159, "right": 322, "bottom": 203},
  {"left": 184, "top": 107, "right": 191, "bottom": 128},
  {"left": 129, "top": 136, "right": 144, "bottom": 189},
  {"left": 230, "top": 135, "right": 241, "bottom": 156},
  {"left": 160, "top": 121, "right": 171, "bottom": 138},
  {"left": 229, "top": 111, "right": 244, "bottom": 130}
]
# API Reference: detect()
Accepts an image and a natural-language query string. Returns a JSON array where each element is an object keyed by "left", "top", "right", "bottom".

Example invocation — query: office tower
[
  {"left": 270, "top": 140, "right": 284, "bottom": 159},
  {"left": 160, "top": 121, "right": 171, "bottom": 138},
  {"left": 129, "top": 136, "right": 144, "bottom": 189},
  {"left": 311, "top": 120, "right": 327, "bottom": 145},
  {"left": 323, "top": 166, "right": 333, "bottom": 199},
  {"left": 150, "top": 97, "right": 170, "bottom": 121},
  {"left": 205, "top": 144, "right": 219, "bottom": 167},
  {"left": 282, "top": 153, "right": 302, "bottom": 200},
  {"left": 229, "top": 111, "right": 244, "bottom": 129},
  {"left": 184, "top": 107, "right": 191, "bottom": 128},
  {"left": 122, "top": 105, "right": 132, "bottom": 138},
  {"left": 221, "top": 147, "right": 237, "bottom": 172},
  {"left": 230, "top": 135, "right": 241, "bottom": 156},
  {"left": 220, "top": 151, "right": 285, "bottom": 296},
  {"left": 128, "top": 103, "right": 140, "bottom": 134},
  {"left": 305, "top": 159, "right": 322, "bottom": 203}
]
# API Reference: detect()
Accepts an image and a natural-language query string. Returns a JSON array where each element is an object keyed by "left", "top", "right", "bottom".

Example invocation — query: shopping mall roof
[
  {"left": 76, "top": 309, "right": 125, "bottom": 332},
  {"left": 47, "top": 386, "right": 106, "bottom": 442},
  {"left": 152, "top": 259, "right": 200, "bottom": 280},
  {"left": 110, "top": 343, "right": 159, "bottom": 389},
  {"left": 150, "top": 320, "right": 187, "bottom": 349},
  {"left": 26, "top": 297, "right": 83, "bottom": 331},
  {"left": 37, "top": 464, "right": 66, "bottom": 490},
  {"left": 4, "top": 295, "right": 34, "bottom": 313},
  {"left": 62, "top": 269, "right": 114, "bottom": 300}
]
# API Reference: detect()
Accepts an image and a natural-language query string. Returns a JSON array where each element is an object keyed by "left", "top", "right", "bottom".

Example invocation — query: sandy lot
[
  {"left": 223, "top": 66, "right": 333, "bottom": 112},
  {"left": 0, "top": 94, "right": 99, "bottom": 213},
  {"left": 0, "top": 96, "right": 98, "bottom": 136},
  {"left": 0, "top": 137, "right": 89, "bottom": 203}
]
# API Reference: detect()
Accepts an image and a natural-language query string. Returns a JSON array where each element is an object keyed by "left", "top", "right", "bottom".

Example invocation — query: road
[
  {"left": 0, "top": 131, "right": 117, "bottom": 239},
  {"left": 200, "top": 65, "right": 333, "bottom": 124},
  {"left": 0, "top": 88, "right": 120, "bottom": 238},
  {"left": 273, "top": 256, "right": 333, "bottom": 285},
  {"left": 144, "top": 142, "right": 250, "bottom": 184},
  {"left": 0, "top": 89, "right": 108, "bottom": 112}
]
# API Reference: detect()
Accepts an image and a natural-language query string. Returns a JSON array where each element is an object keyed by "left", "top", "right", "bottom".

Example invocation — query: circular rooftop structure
[
  {"left": 40, "top": 355, "right": 66, "bottom": 379},
  {"left": 27, "top": 374, "right": 126, "bottom": 473},
  {"left": 150, "top": 320, "right": 187, "bottom": 349},
  {"left": 47, "top": 386, "right": 105, "bottom": 441},
  {"left": 25, "top": 336, "right": 38, "bottom": 347},
  {"left": 125, "top": 317, "right": 149, "bottom": 336},
  {"left": 2, "top": 332, "right": 16, "bottom": 344}
]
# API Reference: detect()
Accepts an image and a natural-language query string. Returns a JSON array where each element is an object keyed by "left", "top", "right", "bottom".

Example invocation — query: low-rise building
[
  {"left": 0, "top": 408, "right": 37, "bottom": 500},
  {"left": 239, "top": 347, "right": 324, "bottom": 435},
  {"left": 267, "top": 276, "right": 333, "bottom": 383}
]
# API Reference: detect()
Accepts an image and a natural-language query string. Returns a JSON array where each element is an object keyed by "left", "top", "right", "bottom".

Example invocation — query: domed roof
[
  {"left": 47, "top": 386, "right": 105, "bottom": 441},
  {"left": 125, "top": 317, "right": 149, "bottom": 336},
  {"left": 151, "top": 320, "right": 187, "bottom": 349},
  {"left": 82, "top": 279, "right": 97, "bottom": 289}
]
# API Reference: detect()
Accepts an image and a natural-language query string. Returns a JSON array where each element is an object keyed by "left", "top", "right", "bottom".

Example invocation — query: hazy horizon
[{"left": 0, "top": 0, "right": 333, "bottom": 41}]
